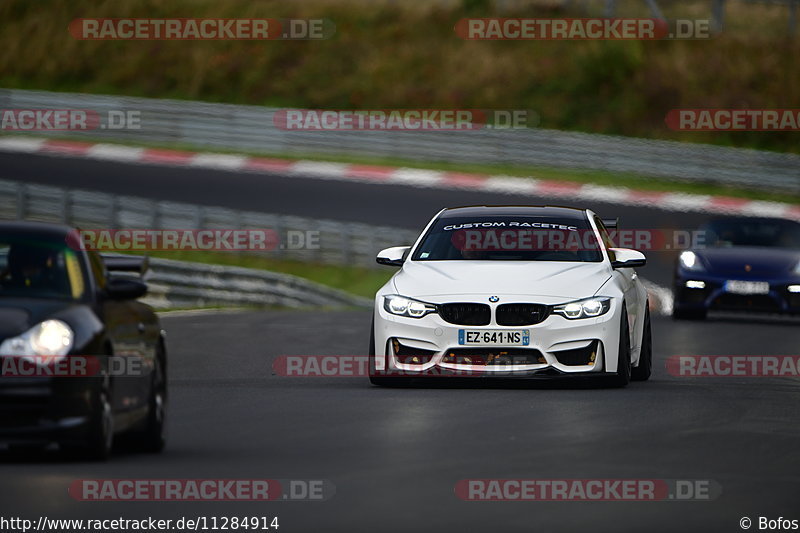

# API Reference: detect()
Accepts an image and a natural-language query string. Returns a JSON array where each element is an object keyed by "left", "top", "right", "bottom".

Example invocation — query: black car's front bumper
[{"left": 0, "top": 376, "right": 97, "bottom": 445}]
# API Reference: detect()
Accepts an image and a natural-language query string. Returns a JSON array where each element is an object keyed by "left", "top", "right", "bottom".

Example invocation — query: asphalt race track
[
  {"left": 0, "top": 311, "right": 799, "bottom": 532},
  {"left": 1, "top": 152, "right": 799, "bottom": 532}
]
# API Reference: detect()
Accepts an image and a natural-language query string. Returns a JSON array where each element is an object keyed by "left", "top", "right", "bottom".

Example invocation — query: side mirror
[
  {"left": 376, "top": 246, "right": 411, "bottom": 267},
  {"left": 610, "top": 248, "right": 646, "bottom": 269},
  {"left": 106, "top": 276, "right": 148, "bottom": 300}
]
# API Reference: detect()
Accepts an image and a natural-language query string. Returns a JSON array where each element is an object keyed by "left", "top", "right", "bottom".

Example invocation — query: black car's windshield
[
  {"left": 412, "top": 215, "right": 603, "bottom": 262},
  {"left": 0, "top": 238, "right": 85, "bottom": 300},
  {"left": 702, "top": 219, "right": 800, "bottom": 249}
]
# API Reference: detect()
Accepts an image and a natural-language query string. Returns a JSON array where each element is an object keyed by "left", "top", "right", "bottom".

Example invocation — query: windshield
[
  {"left": 702, "top": 219, "right": 800, "bottom": 249},
  {"left": 0, "top": 238, "right": 86, "bottom": 300},
  {"left": 412, "top": 215, "right": 603, "bottom": 262}
]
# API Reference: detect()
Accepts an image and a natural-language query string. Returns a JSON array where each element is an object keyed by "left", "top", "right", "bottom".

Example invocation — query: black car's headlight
[
  {"left": 0, "top": 320, "right": 74, "bottom": 360},
  {"left": 383, "top": 295, "right": 437, "bottom": 318},
  {"left": 552, "top": 297, "right": 612, "bottom": 319},
  {"left": 679, "top": 251, "right": 705, "bottom": 272}
]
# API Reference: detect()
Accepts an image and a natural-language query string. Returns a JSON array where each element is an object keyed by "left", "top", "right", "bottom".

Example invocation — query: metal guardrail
[
  {"left": 2, "top": 89, "right": 799, "bottom": 193},
  {"left": 0, "top": 178, "right": 419, "bottom": 269},
  {"left": 141, "top": 257, "right": 371, "bottom": 310}
]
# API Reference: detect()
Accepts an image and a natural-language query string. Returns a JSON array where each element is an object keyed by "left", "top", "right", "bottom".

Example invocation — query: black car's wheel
[
  {"left": 672, "top": 306, "right": 707, "bottom": 320},
  {"left": 631, "top": 306, "right": 652, "bottom": 381},
  {"left": 135, "top": 343, "right": 167, "bottom": 453},
  {"left": 368, "top": 318, "right": 406, "bottom": 388},
  {"left": 609, "top": 306, "right": 631, "bottom": 388},
  {"left": 64, "top": 387, "right": 114, "bottom": 461}
]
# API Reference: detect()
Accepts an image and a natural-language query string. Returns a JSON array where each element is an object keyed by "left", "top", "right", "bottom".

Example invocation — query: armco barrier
[
  {"left": 1, "top": 88, "right": 798, "bottom": 193},
  {"left": 0, "top": 178, "right": 419, "bottom": 269}
]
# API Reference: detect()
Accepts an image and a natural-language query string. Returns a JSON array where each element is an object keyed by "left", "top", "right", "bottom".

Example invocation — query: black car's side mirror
[{"left": 106, "top": 277, "right": 148, "bottom": 300}]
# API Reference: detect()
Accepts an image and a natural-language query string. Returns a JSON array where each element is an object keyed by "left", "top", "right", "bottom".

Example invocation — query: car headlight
[
  {"left": 679, "top": 251, "right": 705, "bottom": 272},
  {"left": 552, "top": 297, "right": 612, "bottom": 319},
  {"left": 383, "top": 295, "right": 437, "bottom": 318},
  {"left": 794, "top": 259, "right": 800, "bottom": 275},
  {"left": 0, "top": 320, "right": 74, "bottom": 360}
]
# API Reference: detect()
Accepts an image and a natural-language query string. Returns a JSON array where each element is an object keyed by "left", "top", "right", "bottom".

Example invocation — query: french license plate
[
  {"left": 725, "top": 280, "right": 770, "bottom": 295},
  {"left": 458, "top": 330, "right": 530, "bottom": 346}
]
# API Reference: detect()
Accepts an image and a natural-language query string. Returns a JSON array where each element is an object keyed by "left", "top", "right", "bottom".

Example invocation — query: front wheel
[
  {"left": 134, "top": 343, "right": 168, "bottom": 453},
  {"left": 609, "top": 306, "right": 631, "bottom": 388},
  {"left": 63, "top": 388, "right": 114, "bottom": 461},
  {"left": 631, "top": 307, "right": 652, "bottom": 381}
]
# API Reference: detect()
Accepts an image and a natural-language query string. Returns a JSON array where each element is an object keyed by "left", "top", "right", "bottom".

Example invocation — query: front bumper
[
  {"left": 373, "top": 297, "right": 623, "bottom": 377},
  {"left": 0, "top": 375, "right": 96, "bottom": 445},
  {"left": 674, "top": 273, "right": 800, "bottom": 314}
]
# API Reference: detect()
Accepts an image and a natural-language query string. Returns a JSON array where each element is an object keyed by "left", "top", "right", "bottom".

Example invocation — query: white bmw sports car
[{"left": 369, "top": 206, "right": 652, "bottom": 387}]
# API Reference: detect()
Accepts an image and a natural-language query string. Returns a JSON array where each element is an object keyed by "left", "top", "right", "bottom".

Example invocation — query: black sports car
[
  {"left": 673, "top": 216, "right": 800, "bottom": 319},
  {"left": 0, "top": 221, "right": 167, "bottom": 460}
]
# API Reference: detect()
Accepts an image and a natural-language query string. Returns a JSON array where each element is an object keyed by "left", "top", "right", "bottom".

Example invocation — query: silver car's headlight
[
  {"left": 552, "top": 297, "right": 612, "bottom": 319},
  {"left": 383, "top": 295, "right": 437, "bottom": 319},
  {"left": 679, "top": 251, "right": 705, "bottom": 272},
  {"left": 0, "top": 320, "right": 74, "bottom": 360}
]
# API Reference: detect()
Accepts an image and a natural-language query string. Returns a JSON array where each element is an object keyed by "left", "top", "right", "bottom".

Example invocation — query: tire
[
  {"left": 631, "top": 306, "right": 652, "bottom": 382},
  {"left": 63, "top": 387, "right": 114, "bottom": 461},
  {"left": 368, "top": 317, "right": 406, "bottom": 387},
  {"left": 134, "top": 343, "right": 167, "bottom": 453},
  {"left": 609, "top": 306, "right": 631, "bottom": 388},
  {"left": 672, "top": 306, "right": 707, "bottom": 320}
]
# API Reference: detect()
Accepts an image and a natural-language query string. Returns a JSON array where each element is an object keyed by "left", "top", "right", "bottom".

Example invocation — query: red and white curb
[{"left": 1, "top": 135, "right": 798, "bottom": 221}]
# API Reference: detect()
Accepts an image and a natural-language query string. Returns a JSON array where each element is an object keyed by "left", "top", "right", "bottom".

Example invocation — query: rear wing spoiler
[
  {"left": 601, "top": 218, "right": 619, "bottom": 230},
  {"left": 101, "top": 255, "right": 149, "bottom": 276}
]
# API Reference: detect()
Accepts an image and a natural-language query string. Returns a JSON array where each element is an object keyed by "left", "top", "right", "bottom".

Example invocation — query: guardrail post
[
  {"left": 151, "top": 200, "right": 161, "bottom": 230},
  {"left": 63, "top": 190, "right": 72, "bottom": 224},
  {"left": 643, "top": 0, "right": 664, "bottom": 20},
  {"left": 341, "top": 223, "right": 352, "bottom": 265},
  {"left": 712, "top": 0, "right": 725, "bottom": 33},
  {"left": 108, "top": 195, "right": 118, "bottom": 229},
  {"left": 316, "top": 219, "right": 324, "bottom": 263},
  {"left": 366, "top": 228, "right": 376, "bottom": 269},
  {"left": 16, "top": 184, "right": 26, "bottom": 220},
  {"left": 275, "top": 215, "right": 285, "bottom": 259},
  {"left": 194, "top": 205, "right": 205, "bottom": 229}
]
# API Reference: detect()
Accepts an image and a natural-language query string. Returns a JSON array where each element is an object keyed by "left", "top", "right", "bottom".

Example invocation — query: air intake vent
[
  {"left": 495, "top": 304, "right": 550, "bottom": 326},
  {"left": 438, "top": 303, "right": 491, "bottom": 326}
]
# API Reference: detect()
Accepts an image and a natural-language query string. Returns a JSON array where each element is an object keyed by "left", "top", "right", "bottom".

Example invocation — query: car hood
[
  {"left": 0, "top": 298, "right": 85, "bottom": 340},
  {"left": 695, "top": 247, "right": 800, "bottom": 277},
  {"left": 393, "top": 261, "right": 612, "bottom": 300}
]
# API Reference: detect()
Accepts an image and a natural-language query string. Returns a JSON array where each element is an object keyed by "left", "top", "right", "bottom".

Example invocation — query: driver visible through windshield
[{"left": 0, "top": 238, "right": 85, "bottom": 300}]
